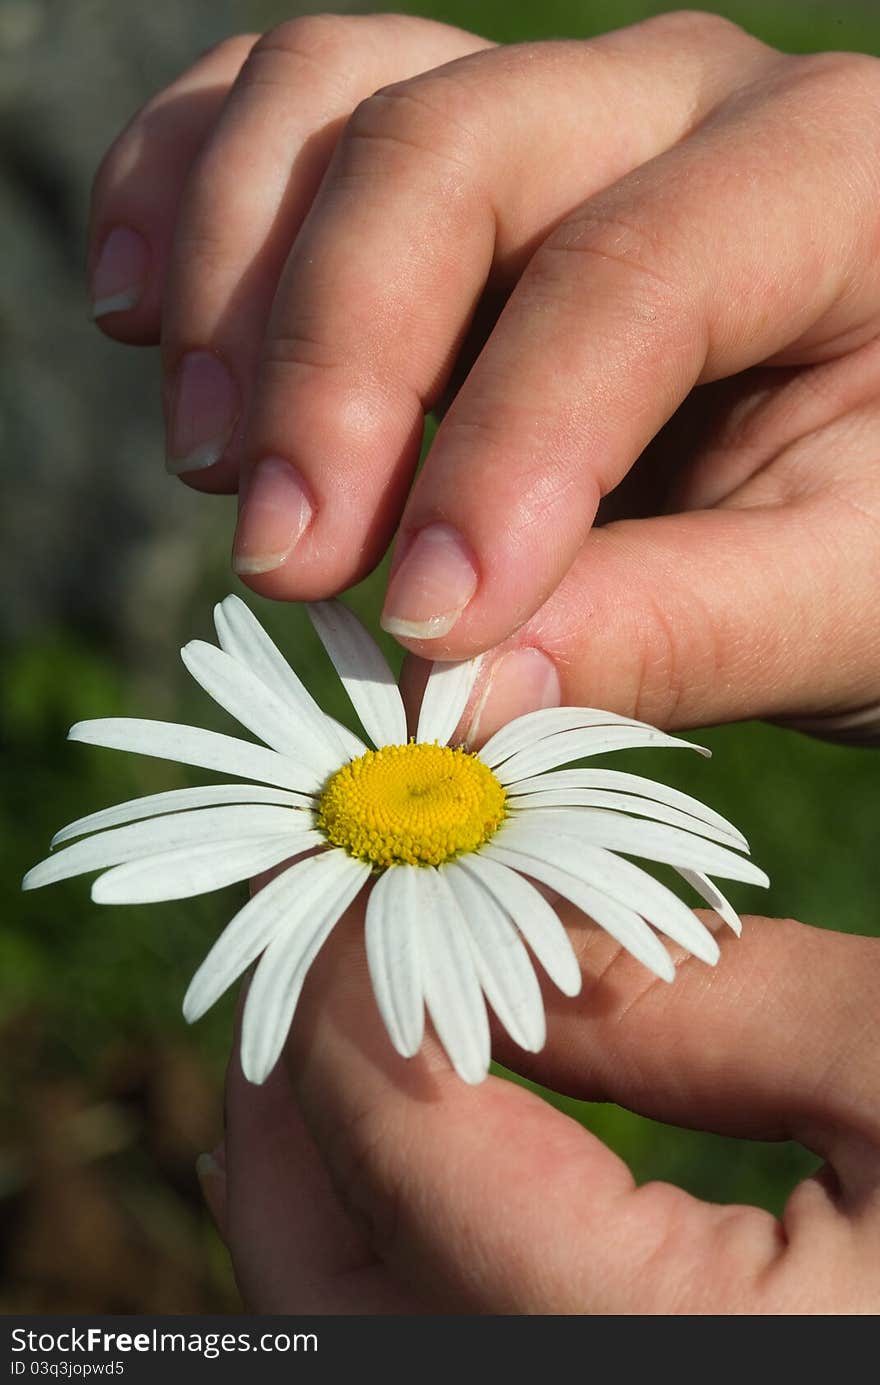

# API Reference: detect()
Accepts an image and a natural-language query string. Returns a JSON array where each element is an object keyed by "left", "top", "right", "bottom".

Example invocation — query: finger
[
  {"left": 447, "top": 412, "right": 880, "bottom": 742},
  {"left": 231, "top": 13, "right": 767, "bottom": 589},
  {"left": 223, "top": 996, "right": 419, "bottom": 1312},
  {"left": 380, "top": 49, "right": 880, "bottom": 657},
  {"left": 88, "top": 35, "right": 256, "bottom": 340},
  {"left": 282, "top": 903, "right": 791, "bottom": 1314},
  {"left": 162, "top": 14, "right": 488, "bottom": 491},
  {"left": 494, "top": 909, "right": 880, "bottom": 1171}
]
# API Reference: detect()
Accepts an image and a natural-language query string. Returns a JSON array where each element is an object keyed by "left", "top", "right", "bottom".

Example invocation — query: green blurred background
[{"left": 3, "top": 0, "right": 879, "bottom": 1311}]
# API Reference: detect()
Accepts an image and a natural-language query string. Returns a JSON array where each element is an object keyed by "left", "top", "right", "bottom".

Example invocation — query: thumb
[{"left": 443, "top": 501, "right": 880, "bottom": 743}]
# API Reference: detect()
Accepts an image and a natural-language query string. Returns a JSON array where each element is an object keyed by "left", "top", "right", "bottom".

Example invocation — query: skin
[
  {"left": 201, "top": 903, "right": 880, "bottom": 1314},
  {"left": 90, "top": 12, "right": 880, "bottom": 1310},
  {"left": 89, "top": 10, "right": 880, "bottom": 737}
]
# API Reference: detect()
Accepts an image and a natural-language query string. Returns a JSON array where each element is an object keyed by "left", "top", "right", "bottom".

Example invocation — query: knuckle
[
  {"left": 580, "top": 937, "right": 671, "bottom": 1016},
  {"left": 235, "top": 14, "right": 361, "bottom": 98},
  {"left": 437, "top": 412, "right": 569, "bottom": 531},
  {"left": 632, "top": 590, "right": 688, "bottom": 727},
  {"left": 197, "top": 32, "right": 258, "bottom": 68},
  {"left": 345, "top": 76, "right": 482, "bottom": 176},
  {"left": 773, "top": 50, "right": 880, "bottom": 130},
  {"left": 836, "top": 49, "right": 880, "bottom": 97},
  {"left": 644, "top": 9, "right": 750, "bottom": 48},
  {"left": 322, "top": 1097, "right": 407, "bottom": 1261},
  {"left": 627, "top": 1185, "right": 771, "bottom": 1313},
  {"left": 261, "top": 326, "right": 346, "bottom": 378},
  {"left": 251, "top": 13, "right": 355, "bottom": 69},
  {"left": 603, "top": 1183, "right": 702, "bottom": 1313},
  {"left": 625, "top": 576, "right": 724, "bottom": 728},
  {"left": 530, "top": 201, "right": 708, "bottom": 379},
  {"left": 797, "top": 48, "right": 880, "bottom": 94},
  {"left": 94, "top": 33, "right": 260, "bottom": 207},
  {"left": 257, "top": 340, "right": 400, "bottom": 449},
  {"left": 537, "top": 205, "right": 689, "bottom": 315},
  {"left": 168, "top": 223, "right": 233, "bottom": 291}
]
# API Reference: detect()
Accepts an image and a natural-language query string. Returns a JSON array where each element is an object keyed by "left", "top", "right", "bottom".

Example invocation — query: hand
[
  {"left": 89, "top": 11, "right": 880, "bottom": 738},
  {"left": 200, "top": 900, "right": 880, "bottom": 1314}
]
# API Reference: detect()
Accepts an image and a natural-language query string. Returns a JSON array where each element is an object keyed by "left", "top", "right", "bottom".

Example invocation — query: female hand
[
  {"left": 194, "top": 665, "right": 880, "bottom": 1317},
  {"left": 89, "top": 10, "right": 880, "bottom": 738},
  {"left": 201, "top": 901, "right": 880, "bottom": 1313}
]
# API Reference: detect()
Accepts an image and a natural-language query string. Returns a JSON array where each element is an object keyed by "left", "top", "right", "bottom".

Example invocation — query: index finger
[
  {"left": 230, "top": 15, "right": 765, "bottom": 599},
  {"left": 380, "top": 52, "right": 880, "bottom": 657}
]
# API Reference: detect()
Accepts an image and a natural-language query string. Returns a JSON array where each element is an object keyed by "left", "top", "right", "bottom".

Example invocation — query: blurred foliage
[
  {"left": 5, "top": 0, "right": 880, "bottom": 1311},
  {"left": 382, "top": 0, "right": 880, "bottom": 50}
]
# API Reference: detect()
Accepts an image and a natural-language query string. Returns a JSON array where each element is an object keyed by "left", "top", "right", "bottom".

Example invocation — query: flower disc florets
[{"left": 317, "top": 742, "right": 507, "bottom": 869}]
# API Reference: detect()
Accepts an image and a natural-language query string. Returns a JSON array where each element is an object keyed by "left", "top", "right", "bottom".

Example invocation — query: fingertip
[
  {"left": 89, "top": 225, "right": 150, "bottom": 331},
  {"left": 463, "top": 646, "right": 562, "bottom": 748},
  {"left": 380, "top": 522, "right": 479, "bottom": 646},
  {"left": 231, "top": 457, "right": 314, "bottom": 580},
  {"left": 166, "top": 350, "right": 242, "bottom": 484},
  {"left": 90, "top": 289, "right": 141, "bottom": 322},
  {"left": 171, "top": 456, "right": 241, "bottom": 495}
]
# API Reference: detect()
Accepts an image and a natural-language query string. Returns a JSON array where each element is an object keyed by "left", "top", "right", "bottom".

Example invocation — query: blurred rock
[{"left": 0, "top": 0, "right": 356, "bottom": 654}]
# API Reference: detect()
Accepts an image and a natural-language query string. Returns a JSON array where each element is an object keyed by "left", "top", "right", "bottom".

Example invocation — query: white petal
[
  {"left": 482, "top": 843, "right": 675, "bottom": 982},
  {"left": 24, "top": 803, "right": 314, "bottom": 890},
  {"left": 458, "top": 854, "right": 582, "bottom": 997},
  {"left": 480, "top": 706, "right": 657, "bottom": 768},
  {"left": 325, "top": 716, "right": 372, "bottom": 760},
  {"left": 214, "top": 594, "right": 362, "bottom": 762},
  {"left": 51, "top": 784, "right": 312, "bottom": 847},
  {"left": 92, "top": 833, "right": 322, "bottom": 904},
  {"left": 69, "top": 719, "right": 324, "bottom": 793},
  {"left": 417, "top": 656, "right": 483, "bottom": 747},
  {"left": 185, "top": 849, "right": 365, "bottom": 1023},
  {"left": 494, "top": 727, "right": 709, "bottom": 784},
  {"left": 410, "top": 868, "right": 490, "bottom": 1084},
  {"left": 491, "top": 826, "right": 719, "bottom": 965},
  {"left": 505, "top": 768, "right": 747, "bottom": 848},
  {"left": 181, "top": 640, "right": 340, "bottom": 777},
  {"left": 307, "top": 601, "right": 407, "bottom": 747},
  {"left": 239, "top": 855, "right": 369, "bottom": 1083},
  {"left": 364, "top": 868, "right": 424, "bottom": 1058},
  {"left": 677, "top": 868, "right": 743, "bottom": 937},
  {"left": 507, "top": 788, "right": 743, "bottom": 851},
  {"left": 499, "top": 809, "right": 768, "bottom": 886},
  {"left": 444, "top": 862, "right": 545, "bottom": 1052}
]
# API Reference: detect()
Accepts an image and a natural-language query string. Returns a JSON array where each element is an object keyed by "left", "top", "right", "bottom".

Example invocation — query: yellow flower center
[{"left": 317, "top": 742, "right": 507, "bottom": 869}]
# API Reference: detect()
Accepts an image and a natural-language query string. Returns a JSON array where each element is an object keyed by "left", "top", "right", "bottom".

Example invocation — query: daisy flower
[{"left": 23, "top": 596, "right": 767, "bottom": 1084}]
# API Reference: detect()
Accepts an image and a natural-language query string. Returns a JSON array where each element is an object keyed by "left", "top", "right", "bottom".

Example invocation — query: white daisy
[{"left": 23, "top": 596, "right": 768, "bottom": 1085}]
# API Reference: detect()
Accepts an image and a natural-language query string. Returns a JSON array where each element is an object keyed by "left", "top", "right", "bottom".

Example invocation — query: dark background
[{"left": 3, "top": 0, "right": 878, "bottom": 1311}]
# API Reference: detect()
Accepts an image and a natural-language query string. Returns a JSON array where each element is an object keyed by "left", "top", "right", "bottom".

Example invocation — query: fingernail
[
  {"left": 380, "top": 523, "right": 478, "bottom": 640},
  {"left": 195, "top": 1148, "right": 225, "bottom": 1180},
  {"left": 466, "top": 647, "right": 561, "bottom": 748},
  {"left": 232, "top": 457, "right": 313, "bottom": 575},
  {"left": 166, "top": 352, "right": 240, "bottom": 474},
  {"left": 90, "top": 226, "right": 148, "bottom": 319},
  {"left": 196, "top": 1146, "right": 226, "bottom": 1232}
]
